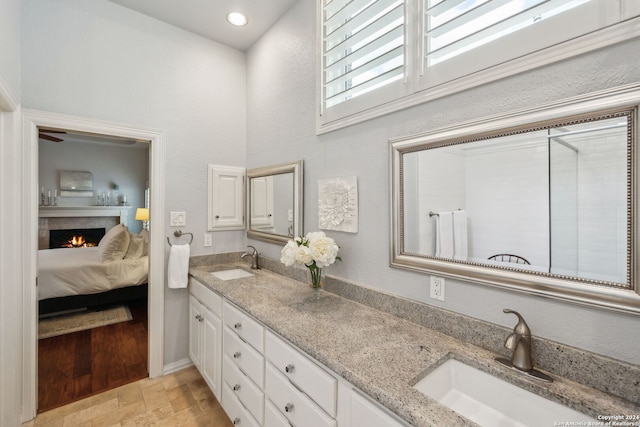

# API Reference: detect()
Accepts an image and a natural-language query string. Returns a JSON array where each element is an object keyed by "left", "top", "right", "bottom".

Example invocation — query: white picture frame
[{"left": 318, "top": 176, "right": 358, "bottom": 233}]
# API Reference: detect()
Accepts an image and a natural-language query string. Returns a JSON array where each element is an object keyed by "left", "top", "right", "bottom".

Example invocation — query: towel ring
[{"left": 167, "top": 229, "right": 193, "bottom": 246}]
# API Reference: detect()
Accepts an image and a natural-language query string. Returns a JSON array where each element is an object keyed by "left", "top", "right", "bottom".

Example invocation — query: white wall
[
  {"left": 39, "top": 140, "right": 149, "bottom": 231},
  {"left": 21, "top": 0, "right": 247, "bottom": 367},
  {"left": 0, "top": 0, "right": 22, "bottom": 425},
  {"left": 0, "top": 0, "right": 20, "bottom": 102},
  {"left": 246, "top": 0, "right": 640, "bottom": 364}
]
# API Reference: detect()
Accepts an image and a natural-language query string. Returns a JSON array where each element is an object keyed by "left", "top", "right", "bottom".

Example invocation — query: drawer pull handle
[
  {"left": 284, "top": 403, "right": 294, "bottom": 413},
  {"left": 232, "top": 417, "right": 240, "bottom": 425},
  {"left": 234, "top": 322, "right": 242, "bottom": 329},
  {"left": 233, "top": 351, "right": 241, "bottom": 359},
  {"left": 233, "top": 384, "right": 241, "bottom": 391},
  {"left": 285, "top": 364, "right": 295, "bottom": 373}
]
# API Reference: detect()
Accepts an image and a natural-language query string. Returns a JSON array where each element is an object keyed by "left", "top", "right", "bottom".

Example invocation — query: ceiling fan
[{"left": 38, "top": 129, "right": 66, "bottom": 142}]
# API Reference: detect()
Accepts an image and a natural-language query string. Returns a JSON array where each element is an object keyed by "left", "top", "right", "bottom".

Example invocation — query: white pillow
[
  {"left": 98, "top": 224, "right": 130, "bottom": 262},
  {"left": 125, "top": 233, "right": 146, "bottom": 259}
]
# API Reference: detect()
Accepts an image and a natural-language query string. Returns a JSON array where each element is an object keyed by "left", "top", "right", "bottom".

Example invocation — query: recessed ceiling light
[{"left": 227, "top": 12, "right": 248, "bottom": 27}]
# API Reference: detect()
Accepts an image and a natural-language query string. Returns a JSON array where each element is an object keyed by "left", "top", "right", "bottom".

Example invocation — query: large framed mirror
[
  {"left": 247, "top": 160, "right": 303, "bottom": 244},
  {"left": 390, "top": 85, "right": 640, "bottom": 314}
]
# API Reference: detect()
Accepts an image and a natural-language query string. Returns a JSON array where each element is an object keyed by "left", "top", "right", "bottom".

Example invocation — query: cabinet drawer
[
  {"left": 224, "top": 300, "right": 264, "bottom": 353},
  {"left": 264, "top": 399, "right": 292, "bottom": 427},
  {"left": 222, "top": 382, "right": 261, "bottom": 427},
  {"left": 265, "top": 330, "right": 337, "bottom": 417},
  {"left": 265, "top": 364, "right": 336, "bottom": 427},
  {"left": 223, "top": 354, "right": 264, "bottom": 424},
  {"left": 189, "top": 278, "right": 222, "bottom": 317},
  {"left": 223, "top": 326, "right": 265, "bottom": 389}
]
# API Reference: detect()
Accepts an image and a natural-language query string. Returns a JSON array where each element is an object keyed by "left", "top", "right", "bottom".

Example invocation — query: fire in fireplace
[{"left": 49, "top": 228, "right": 106, "bottom": 249}]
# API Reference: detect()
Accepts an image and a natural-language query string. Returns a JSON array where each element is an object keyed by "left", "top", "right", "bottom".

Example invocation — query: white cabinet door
[
  {"left": 208, "top": 164, "right": 245, "bottom": 231},
  {"left": 202, "top": 308, "right": 222, "bottom": 400},
  {"left": 189, "top": 295, "right": 203, "bottom": 369},
  {"left": 250, "top": 175, "right": 274, "bottom": 229},
  {"left": 338, "top": 381, "right": 408, "bottom": 427},
  {"left": 189, "top": 279, "right": 223, "bottom": 401}
]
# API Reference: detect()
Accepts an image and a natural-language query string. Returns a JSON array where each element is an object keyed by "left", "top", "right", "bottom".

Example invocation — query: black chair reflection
[{"left": 488, "top": 254, "right": 530, "bottom": 265}]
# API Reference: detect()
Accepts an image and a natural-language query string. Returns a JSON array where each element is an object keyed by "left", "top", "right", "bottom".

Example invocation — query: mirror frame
[
  {"left": 390, "top": 84, "right": 640, "bottom": 315},
  {"left": 246, "top": 160, "right": 304, "bottom": 244}
]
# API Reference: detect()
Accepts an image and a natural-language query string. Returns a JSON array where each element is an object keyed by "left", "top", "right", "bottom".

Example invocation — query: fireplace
[{"left": 49, "top": 228, "right": 106, "bottom": 249}]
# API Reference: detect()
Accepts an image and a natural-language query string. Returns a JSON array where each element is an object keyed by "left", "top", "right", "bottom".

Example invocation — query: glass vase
[{"left": 306, "top": 267, "right": 324, "bottom": 289}]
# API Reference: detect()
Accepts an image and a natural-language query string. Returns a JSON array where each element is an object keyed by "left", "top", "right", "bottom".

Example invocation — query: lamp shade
[{"left": 135, "top": 208, "right": 149, "bottom": 221}]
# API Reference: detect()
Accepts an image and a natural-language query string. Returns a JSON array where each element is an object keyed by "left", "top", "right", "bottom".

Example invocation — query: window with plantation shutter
[
  {"left": 317, "top": 0, "right": 640, "bottom": 133},
  {"left": 420, "top": 0, "right": 619, "bottom": 89},
  {"left": 321, "top": 0, "right": 407, "bottom": 121}
]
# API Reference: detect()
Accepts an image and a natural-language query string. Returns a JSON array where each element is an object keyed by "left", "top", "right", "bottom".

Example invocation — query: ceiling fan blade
[{"left": 39, "top": 133, "right": 64, "bottom": 142}]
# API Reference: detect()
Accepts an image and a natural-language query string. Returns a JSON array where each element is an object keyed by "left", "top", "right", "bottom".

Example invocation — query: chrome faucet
[
  {"left": 496, "top": 308, "right": 553, "bottom": 382},
  {"left": 241, "top": 245, "right": 260, "bottom": 269},
  {"left": 502, "top": 309, "right": 533, "bottom": 371}
]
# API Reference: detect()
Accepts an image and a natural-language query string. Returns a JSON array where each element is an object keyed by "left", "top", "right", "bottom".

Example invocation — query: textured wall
[{"left": 246, "top": 0, "right": 640, "bottom": 364}]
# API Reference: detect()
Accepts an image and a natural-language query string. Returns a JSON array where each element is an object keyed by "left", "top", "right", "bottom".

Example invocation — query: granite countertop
[{"left": 189, "top": 263, "right": 638, "bottom": 427}]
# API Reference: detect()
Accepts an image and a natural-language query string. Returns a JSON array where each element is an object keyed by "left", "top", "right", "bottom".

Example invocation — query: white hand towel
[
  {"left": 453, "top": 210, "right": 468, "bottom": 261},
  {"left": 436, "top": 212, "right": 454, "bottom": 258},
  {"left": 168, "top": 244, "right": 190, "bottom": 289}
]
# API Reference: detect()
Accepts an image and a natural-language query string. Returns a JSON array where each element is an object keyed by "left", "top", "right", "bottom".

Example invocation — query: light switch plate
[{"left": 170, "top": 211, "right": 186, "bottom": 227}]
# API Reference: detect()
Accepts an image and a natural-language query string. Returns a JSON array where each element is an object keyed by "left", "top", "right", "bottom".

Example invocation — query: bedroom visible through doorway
[{"left": 36, "top": 128, "right": 151, "bottom": 412}]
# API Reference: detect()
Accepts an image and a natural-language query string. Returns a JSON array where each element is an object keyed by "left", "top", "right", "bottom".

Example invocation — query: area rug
[{"left": 38, "top": 305, "right": 132, "bottom": 339}]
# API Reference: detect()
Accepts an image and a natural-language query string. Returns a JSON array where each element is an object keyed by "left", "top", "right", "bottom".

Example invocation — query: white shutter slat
[
  {"left": 325, "top": 65, "right": 404, "bottom": 108},
  {"left": 325, "top": 2, "right": 403, "bottom": 59},
  {"left": 325, "top": 44, "right": 404, "bottom": 98},
  {"left": 325, "top": 24, "right": 404, "bottom": 83}
]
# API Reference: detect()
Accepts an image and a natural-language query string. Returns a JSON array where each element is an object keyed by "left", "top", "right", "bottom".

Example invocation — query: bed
[{"left": 38, "top": 224, "right": 149, "bottom": 315}]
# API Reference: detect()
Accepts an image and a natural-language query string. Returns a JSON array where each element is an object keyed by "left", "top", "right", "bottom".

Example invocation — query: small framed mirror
[
  {"left": 390, "top": 86, "right": 640, "bottom": 314},
  {"left": 247, "top": 161, "right": 303, "bottom": 244}
]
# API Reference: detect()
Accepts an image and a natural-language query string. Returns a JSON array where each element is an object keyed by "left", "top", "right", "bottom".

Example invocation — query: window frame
[{"left": 317, "top": 0, "right": 640, "bottom": 134}]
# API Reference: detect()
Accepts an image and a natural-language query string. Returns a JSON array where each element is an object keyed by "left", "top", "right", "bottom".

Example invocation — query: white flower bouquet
[{"left": 280, "top": 231, "right": 341, "bottom": 288}]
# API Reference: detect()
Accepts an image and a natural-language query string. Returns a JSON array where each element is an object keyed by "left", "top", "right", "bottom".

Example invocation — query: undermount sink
[
  {"left": 211, "top": 268, "right": 254, "bottom": 281},
  {"left": 414, "top": 359, "right": 594, "bottom": 427}
]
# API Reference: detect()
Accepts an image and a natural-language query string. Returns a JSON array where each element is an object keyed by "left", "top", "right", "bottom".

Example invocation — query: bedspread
[{"left": 37, "top": 247, "right": 148, "bottom": 301}]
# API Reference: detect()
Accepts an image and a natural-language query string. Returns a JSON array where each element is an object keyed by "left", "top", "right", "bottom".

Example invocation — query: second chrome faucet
[
  {"left": 495, "top": 308, "right": 553, "bottom": 382},
  {"left": 241, "top": 245, "right": 260, "bottom": 269}
]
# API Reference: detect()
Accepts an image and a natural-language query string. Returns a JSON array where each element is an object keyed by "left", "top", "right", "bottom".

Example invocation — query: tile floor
[{"left": 23, "top": 366, "right": 234, "bottom": 427}]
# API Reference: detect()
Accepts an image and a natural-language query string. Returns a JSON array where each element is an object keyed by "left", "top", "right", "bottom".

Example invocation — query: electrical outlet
[
  {"left": 170, "top": 211, "right": 186, "bottom": 226},
  {"left": 204, "top": 233, "right": 212, "bottom": 247},
  {"left": 430, "top": 276, "right": 445, "bottom": 301}
]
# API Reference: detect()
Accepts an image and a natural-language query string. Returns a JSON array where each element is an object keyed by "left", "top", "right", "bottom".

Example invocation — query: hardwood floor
[{"left": 38, "top": 299, "right": 149, "bottom": 413}]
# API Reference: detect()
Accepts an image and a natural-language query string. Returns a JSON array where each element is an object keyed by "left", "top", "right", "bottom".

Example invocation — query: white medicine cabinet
[{"left": 208, "top": 165, "right": 245, "bottom": 231}]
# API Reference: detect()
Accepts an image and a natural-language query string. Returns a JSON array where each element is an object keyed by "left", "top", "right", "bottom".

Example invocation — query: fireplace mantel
[{"left": 39, "top": 206, "right": 131, "bottom": 223}]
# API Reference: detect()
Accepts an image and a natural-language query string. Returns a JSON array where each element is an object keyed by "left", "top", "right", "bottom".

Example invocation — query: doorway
[
  {"left": 22, "top": 109, "right": 166, "bottom": 420},
  {"left": 36, "top": 128, "right": 151, "bottom": 411}
]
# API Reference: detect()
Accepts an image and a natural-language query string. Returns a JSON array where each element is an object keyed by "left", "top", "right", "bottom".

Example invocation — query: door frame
[{"left": 21, "top": 109, "right": 166, "bottom": 420}]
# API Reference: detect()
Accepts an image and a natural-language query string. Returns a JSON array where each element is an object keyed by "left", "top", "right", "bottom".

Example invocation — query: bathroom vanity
[{"left": 188, "top": 259, "right": 638, "bottom": 427}]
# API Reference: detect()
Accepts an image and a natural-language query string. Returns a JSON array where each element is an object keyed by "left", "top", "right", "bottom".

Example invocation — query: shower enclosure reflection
[{"left": 401, "top": 116, "right": 628, "bottom": 284}]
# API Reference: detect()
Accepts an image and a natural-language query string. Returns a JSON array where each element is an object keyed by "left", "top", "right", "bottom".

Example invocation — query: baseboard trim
[{"left": 162, "top": 358, "right": 193, "bottom": 376}]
